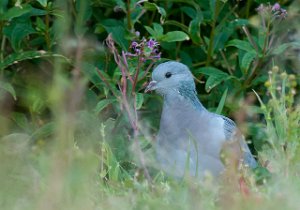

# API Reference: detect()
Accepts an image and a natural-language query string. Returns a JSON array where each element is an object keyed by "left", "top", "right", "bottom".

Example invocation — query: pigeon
[{"left": 145, "top": 61, "right": 257, "bottom": 178}]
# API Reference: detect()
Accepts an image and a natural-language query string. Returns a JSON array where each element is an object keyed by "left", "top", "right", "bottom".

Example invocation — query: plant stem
[
  {"left": 0, "top": 34, "right": 6, "bottom": 75},
  {"left": 45, "top": 11, "right": 51, "bottom": 50},
  {"left": 219, "top": 49, "right": 233, "bottom": 75},
  {"left": 242, "top": 26, "right": 259, "bottom": 53},
  {"left": 132, "top": 56, "right": 141, "bottom": 93},
  {"left": 206, "top": 1, "right": 222, "bottom": 66},
  {"left": 126, "top": 0, "right": 133, "bottom": 31}
]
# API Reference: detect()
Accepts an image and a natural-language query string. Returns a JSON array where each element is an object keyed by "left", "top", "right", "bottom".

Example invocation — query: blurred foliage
[{"left": 0, "top": 0, "right": 300, "bottom": 209}]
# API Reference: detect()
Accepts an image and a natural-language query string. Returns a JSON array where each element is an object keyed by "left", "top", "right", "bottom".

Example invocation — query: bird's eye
[{"left": 165, "top": 72, "right": 172, "bottom": 78}]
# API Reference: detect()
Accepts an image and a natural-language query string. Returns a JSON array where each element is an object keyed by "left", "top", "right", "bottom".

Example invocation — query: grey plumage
[{"left": 146, "top": 61, "right": 257, "bottom": 178}]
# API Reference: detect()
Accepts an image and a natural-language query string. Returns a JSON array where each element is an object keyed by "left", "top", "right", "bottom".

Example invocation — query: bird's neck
[{"left": 164, "top": 85, "right": 206, "bottom": 111}]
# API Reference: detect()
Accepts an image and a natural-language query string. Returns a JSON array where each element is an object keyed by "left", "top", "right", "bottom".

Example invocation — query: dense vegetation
[{"left": 0, "top": 0, "right": 299, "bottom": 209}]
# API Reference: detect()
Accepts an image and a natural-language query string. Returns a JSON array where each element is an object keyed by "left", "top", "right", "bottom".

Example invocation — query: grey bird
[{"left": 145, "top": 61, "right": 257, "bottom": 178}]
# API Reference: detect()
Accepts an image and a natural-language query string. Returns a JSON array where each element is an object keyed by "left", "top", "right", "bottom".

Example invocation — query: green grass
[
  {"left": 0, "top": 66, "right": 299, "bottom": 210},
  {"left": 1, "top": 1, "right": 300, "bottom": 210}
]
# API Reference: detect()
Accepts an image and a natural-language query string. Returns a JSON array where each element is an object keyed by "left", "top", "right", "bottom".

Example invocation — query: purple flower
[
  {"left": 272, "top": 3, "right": 281, "bottom": 11},
  {"left": 131, "top": 41, "right": 138, "bottom": 49},
  {"left": 147, "top": 39, "right": 158, "bottom": 48},
  {"left": 279, "top": 9, "right": 287, "bottom": 19},
  {"left": 125, "top": 38, "right": 161, "bottom": 61},
  {"left": 135, "top": 48, "right": 141, "bottom": 55},
  {"left": 135, "top": 31, "right": 140, "bottom": 37},
  {"left": 256, "top": 4, "right": 265, "bottom": 13}
]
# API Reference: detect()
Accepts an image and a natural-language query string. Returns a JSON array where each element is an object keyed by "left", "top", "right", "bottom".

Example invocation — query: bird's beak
[{"left": 145, "top": 81, "right": 157, "bottom": 93}]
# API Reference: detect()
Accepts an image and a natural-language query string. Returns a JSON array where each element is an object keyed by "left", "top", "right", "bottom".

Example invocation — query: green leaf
[
  {"left": 226, "top": 39, "right": 255, "bottom": 53},
  {"left": 145, "top": 23, "right": 164, "bottom": 39},
  {"left": 241, "top": 52, "right": 257, "bottom": 73},
  {"left": 114, "top": 0, "right": 126, "bottom": 12},
  {"left": 161, "top": 31, "right": 190, "bottom": 42},
  {"left": 0, "top": 4, "right": 32, "bottom": 20},
  {"left": 272, "top": 42, "right": 300, "bottom": 55},
  {"left": 3, "top": 17, "right": 36, "bottom": 51},
  {"left": 181, "top": 6, "right": 197, "bottom": 19},
  {"left": 0, "top": 50, "right": 70, "bottom": 70},
  {"left": 94, "top": 99, "right": 117, "bottom": 114},
  {"left": 143, "top": 2, "right": 166, "bottom": 23},
  {"left": 0, "top": 82, "right": 17, "bottom": 100},
  {"left": 31, "top": 122, "right": 54, "bottom": 141},
  {"left": 153, "top": 23, "right": 164, "bottom": 36},
  {"left": 215, "top": 88, "right": 228, "bottom": 114},
  {"left": 0, "top": 0, "right": 8, "bottom": 14},
  {"left": 135, "top": 93, "right": 144, "bottom": 110},
  {"left": 37, "top": 0, "right": 48, "bottom": 7},
  {"left": 11, "top": 112, "right": 30, "bottom": 131},
  {"left": 75, "top": 0, "right": 92, "bottom": 36},
  {"left": 189, "top": 16, "right": 202, "bottom": 44},
  {"left": 100, "top": 19, "right": 128, "bottom": 50},
  {"left": 145, "top": 26, "right": 156, "bottom": 37},
  {"left": 195, "top": 67, "right": 234, "bottom": 92}
]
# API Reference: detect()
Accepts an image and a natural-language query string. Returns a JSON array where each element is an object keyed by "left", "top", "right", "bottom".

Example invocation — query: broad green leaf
[
  {"left": 31, "top": 122, "right": 54, "bottom": 141},
  {"left": 153, "top": 23, "right": 164, "bottom": 36},
  {"left": 195, "top": 67, "right": 234, "bottom": 92},
  {"left": 0, "top": 51, "right": 70, "bottom": 70},
  {"left": 188, "top": 10, "right": 203, "bottom": 44},
  {"left": 0, "top": 0, "right": 8, "bottom": 14},
  {"left": 100, "top": 19, "right": 128, "bottom": 50},
  {"left": 94, "top": 99, "right": 117, "bottom": 114},
  {"left": 163, "top": 20, "right": 189, "bottom": 33},
  {"left": 181, "top": 6, "right": 197, "bottom": 19},
  {"left": 135, "top": 93, "right": 144, "bottom": 110},
  {"left": 11, "top": 112, "right": 30, "bottom": 131},
  {"left": 216, "top": 88, "right": 228, "bottom": 114},
  {"left": 144, "top": 26, "right": 157, "bottom": 37},
  {"left": 241, "top": 52, "right": 257, "bottom": 73},
  {"left": 143, "top": 2, "right": 166, "bottom": 23},
  {"left": 157, "top": 6, "right": 166, "bottom": 23},
  {"left": 0, "top": 82, "right": 17, "bottom": 100},
  {"left": 0, "top": 4, "right": 32, "bottom": 20},
  {"left": 37, "top": 0, "right": 47, "bottom": 7},
  {"left": 195, "top": 66, "right": 228, "bottom": 77},
  {"left": 230, "top": 18, "right": 249, "bottom": 27},
  {"left": 3, "top": 17, "right": 36, "bottom": 51},
  {"left": 226, "top": 39, "right": 255, "bottom": 53},
  {"left": 114, "top": 0, "right": 126, "bottom": 12},
  {"left": 161, "top": 31, "right": 190, "bottom": 42}
]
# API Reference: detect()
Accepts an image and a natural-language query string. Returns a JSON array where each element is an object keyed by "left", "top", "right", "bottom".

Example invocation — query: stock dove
[{"left": 145, "top": 61, "right": 257, "bottom": 178}]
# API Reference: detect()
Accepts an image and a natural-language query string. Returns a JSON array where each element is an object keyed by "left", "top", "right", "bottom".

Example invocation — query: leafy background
[{"left": 0, "top": 0, "right": 299, "bottom": 209}]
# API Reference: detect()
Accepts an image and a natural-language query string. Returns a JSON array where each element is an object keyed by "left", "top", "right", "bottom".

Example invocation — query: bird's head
[{"left": 145, "top": 61, "right": 195, "bottom": 95}]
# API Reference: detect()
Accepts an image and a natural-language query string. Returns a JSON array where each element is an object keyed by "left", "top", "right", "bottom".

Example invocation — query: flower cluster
[
  {"left": 256, "top": 2, "right": 287, "bottom": 20},
  {"left": 125, "top": 36, "right": 161, "bottom": 61}
]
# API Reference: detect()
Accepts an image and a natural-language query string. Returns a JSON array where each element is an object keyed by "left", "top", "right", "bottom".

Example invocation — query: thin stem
[
  {"left": 245, "top": 0, "right": 252, "bottom": 18},
  {"left": 0, "top": 35, "right": 6, "bottom": 75},
  {"left": 242, "top": 26, "right": 259, "bottom": 53},
  {"left": 45, "top": 11, "right": 51, "bottom": 50},
  {"left": 262, "top": 20, "right": 271, "bottom": 56},
  {"left": 206, "top": 1, "right": 222, "bottom": 66},
  {"left": 97, "top": 68, "right": 120, "bottom": 100},
  {"left": 219, "top": 49, "right": 233, "bottom": 75},
  {"left": 132, "top": 56, "right": 141, "bottom": 93},
  {"left": 126, "top": 0, "right": 133, "bottom": 32}
]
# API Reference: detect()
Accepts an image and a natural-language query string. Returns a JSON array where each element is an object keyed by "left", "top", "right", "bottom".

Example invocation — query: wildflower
[
  {"left": 125, "top": 37, "right": 161, "bottom": 62},
  {"left": 131, "top": 41, "right": 138, "bottom": 49},
  {"left": 272, "top": 3, "right": 281, "bottom": 11},
  {"left": 147, "top": 39, "right": 158, "bottom": 49},
  {"left": 135, "top": 31, "right": 140, "bottom": 37},
  {"left": 256, "top": 4, "right": 265, "bottom": 13}
]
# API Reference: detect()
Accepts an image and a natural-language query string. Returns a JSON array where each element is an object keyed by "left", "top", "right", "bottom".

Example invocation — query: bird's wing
[{"left": 219, "top": 115, "right": 257, "bottom": 169}]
